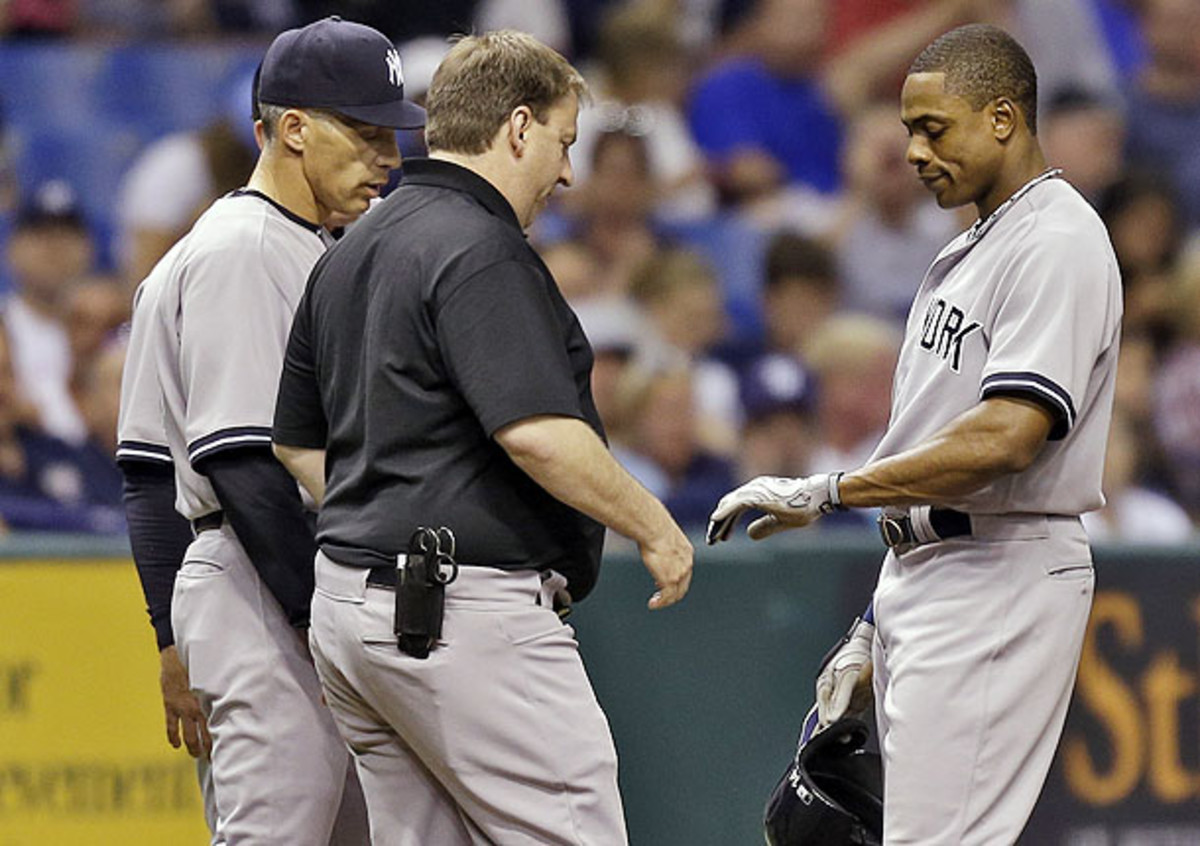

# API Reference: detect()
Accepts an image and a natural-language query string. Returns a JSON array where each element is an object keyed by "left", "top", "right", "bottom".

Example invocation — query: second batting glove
[
  {"left": 816, "top": 617, "right": 875, "bottom": 729},
  {"left": 706, "top": 472, "right": 844, "bottom": 544}
]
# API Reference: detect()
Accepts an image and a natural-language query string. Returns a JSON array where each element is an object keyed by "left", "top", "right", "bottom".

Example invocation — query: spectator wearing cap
[
  {"left": 737, "top": 352, "right": 816, "bottom": 480},
  {"left": 2, "top": 180, "right": 96, "bottom": 445}
]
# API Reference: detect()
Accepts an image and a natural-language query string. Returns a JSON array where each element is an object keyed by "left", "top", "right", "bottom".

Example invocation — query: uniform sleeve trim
[
  {"left": 980, "top": 371, "right": 1074, "bottom": 440},
  {"left": 187, "top": 427, "right": 274, "bottom": 464},
  {"left": 116, "top": 440, "right": 173, "bottom": 465}
]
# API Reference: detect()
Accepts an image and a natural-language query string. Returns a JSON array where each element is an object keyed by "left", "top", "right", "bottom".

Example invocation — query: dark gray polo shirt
[{"left": 273, "top": 159, "right": 606, "bottom": 599}]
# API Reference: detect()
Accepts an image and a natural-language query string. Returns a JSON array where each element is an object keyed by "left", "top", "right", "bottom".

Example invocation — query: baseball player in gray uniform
[
  {"left": 708, "top": 25, "right": 1121, "bottom": 844},
  {"left": 132, "top": 16, "right": 423, "bottom": 844}
]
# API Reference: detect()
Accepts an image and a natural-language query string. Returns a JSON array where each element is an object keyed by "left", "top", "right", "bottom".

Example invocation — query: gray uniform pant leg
[
  {"left": 310, "top": 551, "right": 628, "bottom": 846},
  {"left": 172, "top": 526, "right": 368, "bottom": 845},
  {"left": 871, "top": 516, "right": 1094, "bottom": 845}
]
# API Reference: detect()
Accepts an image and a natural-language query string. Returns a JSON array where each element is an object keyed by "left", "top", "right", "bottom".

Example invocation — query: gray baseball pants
[
  {"left": 872, "top": 514, "right": 1094, "bottom": 845},
  {"left": 172, "top": 524, "right": 369, "bottom": 845},
  {"left": 309, "top": 550, "right": 628, "bottom": 846}
]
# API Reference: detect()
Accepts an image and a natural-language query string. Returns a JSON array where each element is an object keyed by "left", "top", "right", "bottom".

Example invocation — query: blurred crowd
[{"left": 0, "top": 0, "right": 1197, "bottom": 542}]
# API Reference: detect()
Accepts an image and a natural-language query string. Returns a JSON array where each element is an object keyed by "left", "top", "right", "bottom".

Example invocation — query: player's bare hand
[
  {"left": 160, "top": 645, "right": 212, "bottom": 759},
  {"left": 706, "top": 474, "right": 841, "bottom": 544},
  {"left": 641, "top": 526, "right": 694, "bottom": 611},
  {"left": 816, "top": 618, "right": 875, "bottom": 728}
]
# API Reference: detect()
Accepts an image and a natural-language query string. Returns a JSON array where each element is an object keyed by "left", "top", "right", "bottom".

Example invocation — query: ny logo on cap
[{"left": 385, "top": 48, "right": 404, "bottom": 88}]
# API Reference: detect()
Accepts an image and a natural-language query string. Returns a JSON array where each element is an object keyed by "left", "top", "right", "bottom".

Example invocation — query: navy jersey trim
[
  {"left": 116, "top": 440, "right": 173, "bottom": 465},
  {"left": 231, "top": 189, "right": 322, "bottom": 233},
  {"left": 188, "top": 426, "right": 274, "bottom": 464},
  {"left": 980, "top": 371, "right": 1074, "bottom": 441}
]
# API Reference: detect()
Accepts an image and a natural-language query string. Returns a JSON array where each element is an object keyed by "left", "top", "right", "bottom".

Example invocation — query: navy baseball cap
[
  {"left": 740, "top": 354, "right": 813, "bottom": 421},
  {"left": 16, "top": 180, "right": 87, "bottom": 230},
  {"left": 258, "top": 16, "right": 426, "bottom": 130}
]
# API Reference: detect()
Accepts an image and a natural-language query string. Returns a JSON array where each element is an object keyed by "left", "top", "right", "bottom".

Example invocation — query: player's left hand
[
  {"left": 706, "top": 474, "right": 841, "bottom": 544},
  {"left": 816, "top": 617, "right": 875, "bottom": 729}
]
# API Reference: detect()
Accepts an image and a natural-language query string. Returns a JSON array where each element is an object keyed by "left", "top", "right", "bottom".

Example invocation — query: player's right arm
[
  {"left": 838, "top": 395, "right": 1054, "bottom": 508},
  {"left": 495, "top": 415, "right": 693, "bottom": 610},
  {"left": 709, "top": 395, "right": 1054, "bottom": 542}
]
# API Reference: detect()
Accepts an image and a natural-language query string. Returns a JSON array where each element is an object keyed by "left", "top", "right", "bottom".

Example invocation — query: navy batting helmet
[{"left": 764, "top": 711, "right": 883, "bottom": 846}]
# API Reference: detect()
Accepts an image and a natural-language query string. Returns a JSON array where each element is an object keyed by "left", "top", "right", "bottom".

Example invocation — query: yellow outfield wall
[{"left": 0, "top": 551, "right": 209, "bottom": 846}]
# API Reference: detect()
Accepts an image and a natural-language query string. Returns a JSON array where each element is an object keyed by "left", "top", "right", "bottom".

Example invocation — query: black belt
[
  {"left": 878, "top": 507, "right": 972, "bottom": 551},
  {"left": 366, "top": 565, "right": 399, "bottom": 589},
  {"left": 192, "top": 510, "right": 225, "bottom": 533}
]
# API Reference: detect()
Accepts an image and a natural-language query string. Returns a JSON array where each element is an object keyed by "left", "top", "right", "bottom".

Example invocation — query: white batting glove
[
  {"left": 816, "top": 617, "right": 875, "bottom": 729},
  {"left": 705, "top": 473, "right": 843, "bottom": 545}
]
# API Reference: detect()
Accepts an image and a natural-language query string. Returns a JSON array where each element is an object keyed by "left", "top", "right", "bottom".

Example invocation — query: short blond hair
[{"left": 425, "top": 30, "right": 588, "bottom": 155}]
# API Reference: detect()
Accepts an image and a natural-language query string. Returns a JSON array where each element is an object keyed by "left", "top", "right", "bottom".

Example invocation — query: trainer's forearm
[
  {"left": 839, "top": 396, "right": 1054, "bottom": 508},
  {"left": 496, "top": 415, "right": 681, "bottom": 546},
  {"left": 273, "top": 443, "right": 326, "bottom": 506}
]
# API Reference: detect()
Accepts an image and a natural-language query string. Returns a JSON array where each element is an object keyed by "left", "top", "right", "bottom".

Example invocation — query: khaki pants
[
  {"left": 310, "top": 551, "right": 628, "bottom": 846},
  {"left": 173, "top": 525, "right": 368, "bottom": 845}
]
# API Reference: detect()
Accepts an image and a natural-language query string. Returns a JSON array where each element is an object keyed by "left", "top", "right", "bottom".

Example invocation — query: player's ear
[
  {"left": 508, "top": 106, "right": 534, "bottom": 157},
  {"left": 277, "top": 109, "right": 308, "bottom": 154},
  {"left": 990, "top": 98, "right": 1018, "bottom": 142}
]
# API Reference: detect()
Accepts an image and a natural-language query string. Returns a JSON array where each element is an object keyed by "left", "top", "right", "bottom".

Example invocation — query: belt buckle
[{"left": 878, "top": 514, "right": 916, "bottom": 554}]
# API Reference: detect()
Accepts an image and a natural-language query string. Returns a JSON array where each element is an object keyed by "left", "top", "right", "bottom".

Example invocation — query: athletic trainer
[
  {"left": 273, "top": 31, "right": 693, "bottom": 845},
  {"left": 708, "top": 24, "right": 1120, "bottom": 844}
]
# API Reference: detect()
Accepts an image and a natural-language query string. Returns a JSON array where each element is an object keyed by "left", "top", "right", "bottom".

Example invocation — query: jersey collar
[
  {"left": 230, "top": 188, "right": 323, "bottom": 234},
  {"left": 398, "top": 159, "right": 523, "bottom": 233},
  {"left": 967, "top": 168, "right": 1063, "bottom": 243}
]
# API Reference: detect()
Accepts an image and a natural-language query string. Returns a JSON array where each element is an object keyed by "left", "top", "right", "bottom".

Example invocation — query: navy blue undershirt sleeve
[
  {"left": 196, "top": 447, "right": 317, "bottom": 628},
  {"left": 121, "top": 461, "right": 192, "bottom": 650}
]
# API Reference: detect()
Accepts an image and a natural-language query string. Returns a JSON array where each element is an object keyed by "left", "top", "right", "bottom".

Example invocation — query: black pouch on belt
[{"left": 396, "top": 526, "right": 458, "bottom": 659}]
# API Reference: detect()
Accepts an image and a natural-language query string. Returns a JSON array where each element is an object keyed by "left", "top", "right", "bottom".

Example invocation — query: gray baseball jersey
[
  {"left": 870, "top": 170, "right": 1122, "bottom": 514},
  {"left": 147, "top": 191, "right": 331, "bottom": 518}
]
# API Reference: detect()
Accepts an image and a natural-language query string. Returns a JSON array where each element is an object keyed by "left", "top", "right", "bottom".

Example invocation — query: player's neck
[
  {"left": 976, "top": 144, "right": 1048, "bottom": 221},
  {"left": 245, "top": 153, "right": 322, "bottom": 227}
]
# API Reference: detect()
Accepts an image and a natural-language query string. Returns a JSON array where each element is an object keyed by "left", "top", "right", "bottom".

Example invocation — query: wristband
[{"left": 828, "top": 471, "right": 847, "bottom": 511}]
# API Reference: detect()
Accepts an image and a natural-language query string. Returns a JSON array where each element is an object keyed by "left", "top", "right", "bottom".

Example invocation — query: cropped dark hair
[
  {"left": 909, "top": 24, "right": 1038, "bottom": 134},
  {"left": 765, "top": 232, "right": 837, "bottom": 290}
]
